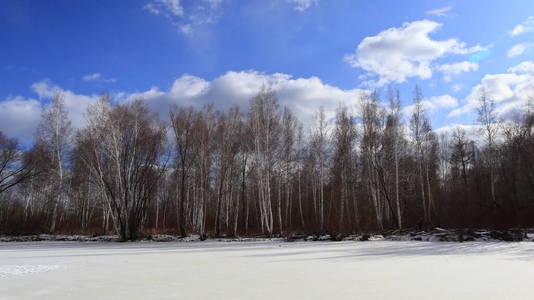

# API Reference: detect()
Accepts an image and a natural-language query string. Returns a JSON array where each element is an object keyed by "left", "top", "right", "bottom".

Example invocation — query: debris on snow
[{"left": 1, "top": 228, "right": 533, "bottom": 243}]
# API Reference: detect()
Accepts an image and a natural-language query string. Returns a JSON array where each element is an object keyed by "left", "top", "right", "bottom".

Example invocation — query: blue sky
[{"left": 1, "top": 0, "right": 534, "bottom": 142}]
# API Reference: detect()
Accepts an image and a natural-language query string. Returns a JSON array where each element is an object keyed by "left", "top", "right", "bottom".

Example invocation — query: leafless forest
[{"left": 1, "top": 86, "right": 533, "bottom": 240}]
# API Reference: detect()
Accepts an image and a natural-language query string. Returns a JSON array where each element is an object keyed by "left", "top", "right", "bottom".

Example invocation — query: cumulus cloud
[
  {"left": 507, "top": 43, "right": 533, "bottom": 57},
  {"left": 448, "top": 61, "right": 534, "bottom": 119},
  {"left": 508, "top": 16, "right": 534, "bottom": 36},
  {"left": 144, "top": 0, "right": 224, "bottom": 35},
  {"left": 437, "top": 61, "right": 478, "bottom": 81},
  {"left": 425, "top": 6, "right": 452, "bottom": 17},
  {"left": 402, "top": 94, "right": 459, "bottom": 116},
  {"left": 82, "top": 73, "right": 117, "bottom": 83},
  {"left": 344, "top": 20, "right": 482, "bottom": 86},
  {"left": 1, "top": 71, "right": 370, "bottom": 142},
  {"left": 288, "top": 0, "right": 318, "bottom": 12},
  {"left": 431, "top": 94, "right": 459, "bottom": 108},
  {"left": 126, "top": 70, "right": 366, "bottom": 127},
  {"left": 33, "top": 81, "right": 101, "bottom": 130},
  {"left": 507, "top": 60, "right": 534, "bottom": 74},
  {"left": 434, "top": 124, "right": 485, "bottom": 144},
  {"left": 0, "top": 80, "right": 101, "bottom": 142},
  {"left": 0, "top": 96, "right": 42, "bottom": 142}
]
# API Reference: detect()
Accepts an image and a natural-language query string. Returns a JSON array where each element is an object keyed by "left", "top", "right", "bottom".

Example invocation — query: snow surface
[{"left": 1, "top": 240, "right": 534, "bottom": 299}]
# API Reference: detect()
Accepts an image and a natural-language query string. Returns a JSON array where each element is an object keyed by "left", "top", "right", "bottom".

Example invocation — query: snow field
[{"left": 1, "top": 240, "right": 533, "bottom": 299}]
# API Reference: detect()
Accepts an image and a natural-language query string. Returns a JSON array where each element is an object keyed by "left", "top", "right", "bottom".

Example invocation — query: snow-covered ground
[{"left": 1, "top": 240, "right": 533, "bottom": 299}]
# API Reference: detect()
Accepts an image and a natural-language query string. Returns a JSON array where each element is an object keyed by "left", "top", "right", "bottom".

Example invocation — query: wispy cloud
[
  {"left": 288, "top": 0, "right": 318, "bottom": 12},
  {"left": 508, "top": 16, "right": 534, "bottom": 36},
  {"left": 507, "top": 43, "right": 534, "bottom": 57},
  {"left": 144, "top": 0, "right": 184, "bottom": 17},
  {"left": 451, "top": 84, "right": 462, "bottom": 92},
  {"left": 82, "top": 73, "right": 117, "bottom": 83},
  {"left": 144, "top": 0, "right": 224, "bottom": 35},
  {"left": 425, "top": 6, "right": 452, "bottom": 17}
]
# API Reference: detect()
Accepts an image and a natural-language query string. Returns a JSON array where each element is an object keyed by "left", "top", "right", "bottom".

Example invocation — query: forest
[{"left": 0, "top": 86, "right": 533, "bottom": 241}]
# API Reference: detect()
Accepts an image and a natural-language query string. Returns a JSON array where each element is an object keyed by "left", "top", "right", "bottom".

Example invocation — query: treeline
[{"left": 0, "top": 86, "right": 533, "bottom": 240}]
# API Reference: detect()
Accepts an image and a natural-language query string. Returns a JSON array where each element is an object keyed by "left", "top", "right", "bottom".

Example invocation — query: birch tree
[
  {"left": 310, "top": 107, "right": 329, "bottom": 231},
  {"left": 214, "top": 107, "right": 241, "bottom": 236},
  {"left": 409, "top": 86, "right": 429, "bottom": 225},
  {"left": 76, "top": 98, "right": 167, "bottom": 240},
  {"left": 361, "top": 92, "right": 385, "bottom": 230},
  {"left": 37, "top": 94, "right": 72, "bottom": 233},
  {"left": 170, "top": 106, "right": 197, "bottom": 237},
  {"left": 476, "top": 89, "right": 498, "bottom": 206},
  {"left": 332, "top": 104, "right": 356, "bottom": 231},
  {"left": 384, "top": 88, "right": 403, "bottom": 229},
  {"left": 249, "top": 86, "right": 280, "bottom": 235}
]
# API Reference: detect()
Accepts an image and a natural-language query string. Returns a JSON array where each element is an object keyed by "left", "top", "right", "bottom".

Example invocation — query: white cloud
[
  {"left": 344, "top": 20, "right": 482, "bottom": 86},
  {"left": 82, "top": 73, "right": 117, "bottom": 83},
  {"left": 434, "top": 124, "right": 485, "bottom": 144},
  {"left": 402, "top": 94, "right": 458, "bottom": 115},
  {"left": 32, "top": 81, "right": 101, "bottom": 130},
  {"left": 0, "top": 96, "right": 42, "bottom": 142},
  {"left": 288, "top": 0, "right": 318, "bottom": 12},
  {"left": 437, "top": 122, "right": 515, "bottom": 145},
  {"left": 83, "top": 73, "right": 101, "bottom": 81},
  {"left": 431, "top": 94, "right": 459, "bottom": 108},
  {"left": 1, "top": 72, "right": 369, "bottom": 142},
  {"left": 179, "top": 24, "right": 193, "bottom": 35},
  {"left": 508, "top": 16, "right": 534, "bottom": 36},
  {"left": 507, "top": 43, "right": 533, "bottom": 57},
  {"left": 0, "top": 80, "right": 101, "bottom": 142},
  {"left": 126, "top": 70, "right": 366, "bottom": 127},
  {"left": 144, "top": 0, "right": 224, "bottom": 35},
  {"left": 451, "top": 84, "right": 462, "bottom": 92},
  {"left": 507, "top": 60, "right": 534, "bottom": 74},
  {"left": 448, "top": 61, "right": 534, "bottom": 119},
  {"left": 437, "top": 61, "right": 478, "bottom": 81},
  {"left": 144, "top": 0, "right": 184, "bottom": 17},
  {"left": 425, "top": 6, "right": 452, "bottom": 17}
]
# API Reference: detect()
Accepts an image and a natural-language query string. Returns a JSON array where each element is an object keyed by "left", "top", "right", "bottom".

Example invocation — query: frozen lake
[{"left": 1, "top": 240, "right": 534, "bottom": 299}]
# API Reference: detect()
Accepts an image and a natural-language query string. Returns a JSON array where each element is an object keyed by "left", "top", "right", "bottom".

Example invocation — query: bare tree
[
  {"left": 191, "top": 106, "right": 216, "bottom": 237},
  {"left": 332, "top": 104, "right": 357, "bottom": 231},
  {"left": 450, "top": 127, "right": 473, "bottom": 188},
  {"left": 249, "top": 86, "right": 280, "bottom": 235},
  {"left": 170, "top": 106, "right": 198, "bottom": 237},
  {"left": 4, "top": 85, "right": 534, "bottom": 237},
  {"left": 278, "top": 107, "right": 298, "bottom": 233},
  {"left": 361, "top": 92, "right": 385, "bottom": 230},
  {"left": 409, "top": 86, "right": 429, "bottom": 225},
  {"left": 0, "top": 132, "right": 41, "bottom": 195},
  {"left": 384, "top": 88, "right": 404, "bottom": 229},
  {"left": 214, "top": 107, "right": 241, "bottom": 236},
  {"left": 37, "top": 94, "right": 72, "bottom": 233},
  {"left": 310, "top": 107, "right": 329, "bottom": 232},
  {"left": 294, "top": 124, "right": 306, "bottom": 228},
  {"left": 476, "top": 89, "right": 498, "bottom": 207},
  {"left": 76, "top": 98, "right": 168, "bottom": 240}
]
